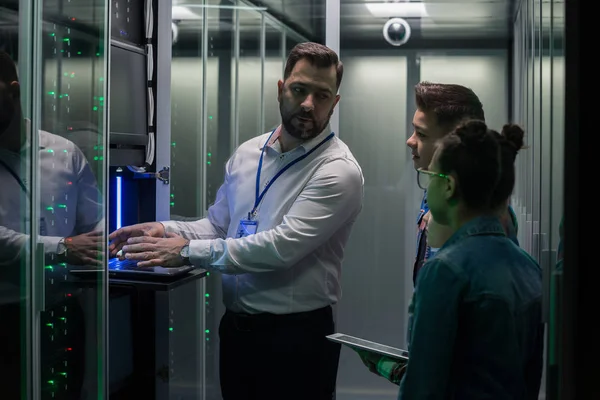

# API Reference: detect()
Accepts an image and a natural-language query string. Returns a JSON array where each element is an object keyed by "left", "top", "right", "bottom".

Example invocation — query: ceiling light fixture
[{"left": 366, "top": 2, "right": 428, "bottom": 18}]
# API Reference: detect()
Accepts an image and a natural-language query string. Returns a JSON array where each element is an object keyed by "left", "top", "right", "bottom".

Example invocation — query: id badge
[{"left": 235, "top": 219, "right": 258, "bottom": 238}]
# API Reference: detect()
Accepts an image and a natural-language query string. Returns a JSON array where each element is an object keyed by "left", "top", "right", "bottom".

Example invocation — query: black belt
[{"left": 225, "top": 305, "right": 332, "bottom": 332}]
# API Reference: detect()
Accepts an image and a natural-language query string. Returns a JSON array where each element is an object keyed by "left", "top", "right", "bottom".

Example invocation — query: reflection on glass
[
  {"left": 0, "top": 1, "right": 108, "bottom": 398},
  {"left": 39, "top": 1, "right": 108, "bottom": 397},
  {"left": 0, "top": 3, "right": 31, "bottom": 397}
]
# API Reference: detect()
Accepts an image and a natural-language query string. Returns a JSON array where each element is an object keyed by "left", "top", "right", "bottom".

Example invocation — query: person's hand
[
  {"left": 354, "top": 348, "right": 383, "bottom": 373},
  {"left": 64, "top": 231, "right": 104, "bottom": 266},
  {"left": 120, "top": 232, "right": 188, "bottom": 268},
  {"left": 108, "top": 222, "right": 165, "bottom": 257}
]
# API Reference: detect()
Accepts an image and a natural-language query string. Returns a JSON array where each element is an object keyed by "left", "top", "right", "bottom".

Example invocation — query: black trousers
[{"left": 219, "top": 305, "right": 341, "bottom": 400}]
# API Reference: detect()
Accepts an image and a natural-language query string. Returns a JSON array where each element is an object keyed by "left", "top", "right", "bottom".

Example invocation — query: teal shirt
[{"left": 399, "top": 216, "right": 543, "bottom": 400}]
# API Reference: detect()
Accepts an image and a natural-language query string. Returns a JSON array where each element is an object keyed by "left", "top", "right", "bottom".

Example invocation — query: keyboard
[{"left": 108, "top": 258, "right": 145, "bottom": 271}]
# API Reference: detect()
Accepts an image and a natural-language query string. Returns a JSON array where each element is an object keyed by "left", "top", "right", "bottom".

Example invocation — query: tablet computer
[{"left": 326, "top": 333, "right": 409, "bottom": 361}]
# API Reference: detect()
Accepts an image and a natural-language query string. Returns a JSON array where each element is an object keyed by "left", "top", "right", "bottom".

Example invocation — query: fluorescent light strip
[
  {"left": 365, "top": 2, "right": 428, "bottom": 18},
  {"left": 116, "top": 176, "right": 122, "bottom": 230}
]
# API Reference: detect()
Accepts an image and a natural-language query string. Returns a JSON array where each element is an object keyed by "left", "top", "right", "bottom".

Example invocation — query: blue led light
[{"left": 116, "top": 176, "right": 122, "bottom": 229}]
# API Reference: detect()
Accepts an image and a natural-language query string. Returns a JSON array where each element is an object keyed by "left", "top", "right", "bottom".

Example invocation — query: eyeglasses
[{"left": 417, "top": 168, "right": 449, "bottom": 190}]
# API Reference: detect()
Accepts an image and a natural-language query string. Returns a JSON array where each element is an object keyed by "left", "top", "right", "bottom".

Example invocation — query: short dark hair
[
  {"left": 436, "top": 119, "right": 500, "bottom": 211},
  {"left": 283, "top": 42, "right": 343, "bottom": 90},
  {"left": 415, "top": 81, "right": 485, "bottom": 132},
  {"left": 0, "top": 51, "right": 18, "bottom": 85}
]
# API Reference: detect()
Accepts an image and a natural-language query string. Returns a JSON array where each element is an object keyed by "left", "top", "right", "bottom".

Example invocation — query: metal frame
[
  {"left": 155, "top": 0, "right": 173, "bottom": 222},
  {"left": 325, "top": 0, "right": 340, "bottom": 137}
]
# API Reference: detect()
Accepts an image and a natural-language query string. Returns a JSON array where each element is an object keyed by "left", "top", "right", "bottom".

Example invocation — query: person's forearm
[{"left": 375, "top": 358, "right": 406, "bottom": 385}]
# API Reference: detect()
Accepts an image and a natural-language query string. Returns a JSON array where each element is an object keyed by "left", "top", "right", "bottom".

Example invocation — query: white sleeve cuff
[{"left": 189, "top": 239, "right": 212, "bottom": 267}]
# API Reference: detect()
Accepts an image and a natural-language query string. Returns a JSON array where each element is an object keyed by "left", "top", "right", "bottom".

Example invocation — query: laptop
[{"left": 69, "top": 257, "right": 194, "bottom": 280}]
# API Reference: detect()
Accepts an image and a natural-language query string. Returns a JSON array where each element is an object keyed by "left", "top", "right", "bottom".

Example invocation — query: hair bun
[
  {"left": 500, "top": 124, "right": 525, "bottom": 152},
  {"left": 454, "top": 119, "right": 489, "bottom": 146}
]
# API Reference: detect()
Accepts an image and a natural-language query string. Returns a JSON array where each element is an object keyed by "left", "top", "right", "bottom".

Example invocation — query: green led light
[
  {"left": 94, "top": 156, "right": 99, "bottom": 161},
  {"left": 170, "top": 202, "right": 175, "bottom": 206},
  {"left": 46, "top": 323, "right": 53, "bottom": 327},
  {"left": 96, "top": 53, "right": 100, "bottom": 56},
  {"left": 172, "top": 142, "right": 176, "bottom": 146},
  {"left": 60, "top": 372, "right": 67, "bottom": 376},
  {"left": 47, "top": 91, "right": 55, "bottom": 95},
  {"left": 206, "top": 272, "right": 210, "bottom": 276},
  {"left": 209, "top": 115, "right": 213, "bottom": 119},
  {"left": 63, "top": 38, "right": 70, "bottom": 42},
  {"left": 47, "top": 149, "right": 54, "bottom": 153},
  {"left": 170, "top": 194, "right": 174, "bottom": 198},
  {"left": 49, "top": 33, "right": 55, "bottom": 36},
  {"left": 205, "top": 329, "right": 210, "bottom": 334},
  {"left": 205, "top": 293, "right": 210, "bottom": 298},
  {"left": 48, "top": 380, "right": 54, "bottom": 385},
  {"left": 45, "top": 266, "right": 53, "bottom": 271},
  {"left": 207, "top": 161, "right": 211, "bottom": 165},
  {"left": 207, "top": 153, "right": 212, "bottom": 157},
  {"left": 77, "top": 51, "right": 82, "bottom": 55},
  {"left": 93, "top": 106, "right": 98, "bottom": 111},
  {"left": 46, "top": 206, "right": 54, "bottom": 211},
  {"left": 58, "top": 204, "right": 66, "bottom": 208},
  {"left": 169, "top": 327, "right": 173, "bottom": 331}
]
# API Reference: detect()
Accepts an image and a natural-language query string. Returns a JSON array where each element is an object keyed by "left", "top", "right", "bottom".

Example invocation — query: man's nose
[
  {"left": 301, "top": 94, "right": 315, "bottom": 111},
  {"left": 406, "top": 133, "right": 417, "bottom": 147}
]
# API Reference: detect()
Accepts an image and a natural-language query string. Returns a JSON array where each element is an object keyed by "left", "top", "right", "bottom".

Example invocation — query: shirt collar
[
  {"left": 259, "top": 124, "right": 333, "bottom": 154},
  {"left": 443, "top": 215, "right": 506, "bottom": 248}
]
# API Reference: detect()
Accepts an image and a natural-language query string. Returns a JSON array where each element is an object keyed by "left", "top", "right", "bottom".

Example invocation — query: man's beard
[{"left": 280, "top": 103, "right": 331, "bottom": 141}]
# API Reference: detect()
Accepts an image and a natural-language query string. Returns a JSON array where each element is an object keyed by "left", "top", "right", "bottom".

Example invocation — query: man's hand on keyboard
[
  {"left": 108, "top": 222, "right": 166, "bottom": 258},
  {"left": 119, "top": 232, "right": 188, "bottom": 268}
]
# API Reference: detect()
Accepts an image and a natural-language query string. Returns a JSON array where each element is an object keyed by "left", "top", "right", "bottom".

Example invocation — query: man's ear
[
  {"left": 277, "top": 79, "right": 283, "bottom": 102},
  {"left": 9, "top": 81, "right": 20, "bottom": 98}
]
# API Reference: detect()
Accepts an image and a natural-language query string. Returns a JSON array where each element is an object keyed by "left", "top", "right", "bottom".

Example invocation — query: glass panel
[
  {"left": 38, "top": 0, "right": 109, "bottom": 398},
  {"left": 264, "top": 21, "right": 283, "bottom": 132},
  {"left": 0, "top": 1, "right": 34, "bottom": 398},
  {"left": 171, "top": 2, "right": 204, "bottom": 219},
  {"left": 335, "top": 49, "right": 408, "bottom": 398},
  {"left": 236, "top": 4, "right": 262, "bottom": 145}
]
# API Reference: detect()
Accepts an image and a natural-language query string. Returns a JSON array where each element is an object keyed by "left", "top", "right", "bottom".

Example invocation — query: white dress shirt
[
  {"left": 162, "top": 126, "right": 364, "bottom": 314},
  {"left": 0, "top": 130, "right": 103, "bottom": 266}
]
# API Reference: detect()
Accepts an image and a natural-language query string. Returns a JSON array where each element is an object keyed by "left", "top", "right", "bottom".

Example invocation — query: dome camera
[
  {"left": 172, "top": 22, "right": 179, "bottom": 45},
  {"left": 382, "top": 18, "right": 411, "bottom": 47}
]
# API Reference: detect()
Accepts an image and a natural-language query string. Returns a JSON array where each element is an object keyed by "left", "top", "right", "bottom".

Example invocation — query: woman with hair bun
[{"left": 399, "top": 120, "right": 543, "bottom": 400}]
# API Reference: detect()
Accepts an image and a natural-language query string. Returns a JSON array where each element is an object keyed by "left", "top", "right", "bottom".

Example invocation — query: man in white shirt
[
  {"left": 109, "top": 42, "right": 364, "bottom": 399},
  {"left": 0, "top": 50, "right": 103, "bottom": 399}
]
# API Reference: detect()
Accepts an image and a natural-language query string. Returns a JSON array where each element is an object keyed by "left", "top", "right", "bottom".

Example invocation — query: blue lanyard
[{"left": 251, "top": 129, "right": 335, "bottom": 218}]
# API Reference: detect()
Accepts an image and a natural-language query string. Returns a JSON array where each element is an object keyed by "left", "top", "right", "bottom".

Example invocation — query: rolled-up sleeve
[{"left": 188, "top": 157, "right": 363, "bottom": 274}]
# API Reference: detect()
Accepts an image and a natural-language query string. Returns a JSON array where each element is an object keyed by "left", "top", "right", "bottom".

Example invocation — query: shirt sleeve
[
  {"left": 399, "top": 258, "right": 467, "bottom": 399},
  {"left": 72, "top": 145, "right": 104, "bottom": 234},
  {"left": 376, "top": 357, "right": 407, "bottom": 385},
  {"left": 161, "top": 156, "right": 234, "bottom": 241},
  {"left": 186, "top": 157, "right": 363, "bottom": 274},
  {"left": 0, "top": 225, "right": 65, "bottom": 265}
]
